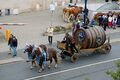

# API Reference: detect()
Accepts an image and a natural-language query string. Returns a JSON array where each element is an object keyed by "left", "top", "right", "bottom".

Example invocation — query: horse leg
[
  {"left": 30, "top": 60, "right": 35, "bottom": 69},
  {"left": 33, "top": 61, "right": 37, "bottom": 67},
  {"left": 38, "top": 65, "right": 43, "bottom": 73},
  {"left": 48, "top": 59, "right": 52, "bottom": 69},
  {"left": 38, "top": 60, "right": 43, "bottom": 73},
  {"left": 53, "top": 54, "right": 58, "bottom": 68}
]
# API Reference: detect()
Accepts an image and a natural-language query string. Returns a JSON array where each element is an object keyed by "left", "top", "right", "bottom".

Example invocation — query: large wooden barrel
[{"left": 74, "top": 26, "right": 106, "bottom": 49}]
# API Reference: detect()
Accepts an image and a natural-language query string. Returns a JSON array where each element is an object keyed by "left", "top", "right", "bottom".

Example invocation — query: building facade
[{"left": 0, "top": 0, "right": 119, "bottom": 15}]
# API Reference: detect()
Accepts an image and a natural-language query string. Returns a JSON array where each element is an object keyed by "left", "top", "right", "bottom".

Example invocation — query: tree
[{"left": 106, "top": 61, "right": 120, "bottom": 80}]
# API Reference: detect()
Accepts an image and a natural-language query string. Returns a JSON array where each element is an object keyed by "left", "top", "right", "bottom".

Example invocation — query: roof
[{"left": 96, "top": 2, "right": 120, "bottom": 11}]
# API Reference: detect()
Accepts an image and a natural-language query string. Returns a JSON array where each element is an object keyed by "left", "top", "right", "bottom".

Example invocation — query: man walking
[
  {"left": 11, "top": 36, "right": 18, "bottom": 57},
  {"left": 47, "top": 27, "right": 54, "bottom": 44},
  {"left": 102, "top": 15, "right": 108, "bottom": 31},
  {"left": 98, "top": 15, "right": 103, "bottom": 26}
]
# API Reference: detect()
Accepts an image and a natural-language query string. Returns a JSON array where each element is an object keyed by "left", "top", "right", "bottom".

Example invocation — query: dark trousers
[
  {"left": 103, "top": 24, "right": 107, "bottom": 31},
  {"left": 71, "top": 43, "right": 78, "bottom": 54},
  {"left": 48, "top": 36, "right": 53, "bottom": 44}
]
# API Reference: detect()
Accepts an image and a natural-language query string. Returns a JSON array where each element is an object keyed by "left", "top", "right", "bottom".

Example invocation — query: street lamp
[
  {"left": 83, "top": 0, "right": 88, "bottom": 28},
  {"left": 70, "top": 0, "right": 73, "bottom": 3}
]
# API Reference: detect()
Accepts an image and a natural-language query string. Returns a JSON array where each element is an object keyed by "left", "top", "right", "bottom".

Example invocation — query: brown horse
[
  {"left": 33, "top": 44, "right": 59, "bottom": 73},
  {"left": 63, "top": 6, "right": 83, "bottom": 22},
  {"left": 24, "top": 45, "right": 36, "bottom": 69}
]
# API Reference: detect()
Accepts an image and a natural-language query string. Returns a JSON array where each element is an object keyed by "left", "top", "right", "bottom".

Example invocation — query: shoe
[
  {"left": 12, "top": 55, "right": 15, "bottom": 58},
  {"left": 12, "top": 55, "right": 17, "bottom": 57},
  {"left": 26, "top": 60, "right": 30, "bottom": 62},
  {"left": 113, "top": 28, "right": 116, "bottom": 29},
  {"left": 8, "top": 53, "right": 11, "bottom": 55}
]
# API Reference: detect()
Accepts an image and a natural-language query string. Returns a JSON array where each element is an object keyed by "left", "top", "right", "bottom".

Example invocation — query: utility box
[
  {"left": 5, "top": 9, "right": 11, "bottom": 15},
  {"left": 6, "top": 29, "right": 10, "bottom": 42},
  {"left": 12, "top": 9, "right": 19, "bottom": 15}
]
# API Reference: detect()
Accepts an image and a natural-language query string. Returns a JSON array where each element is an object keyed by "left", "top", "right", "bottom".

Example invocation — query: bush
[{"left": 106, "top": 61, "right": 120, "bottom": 80}]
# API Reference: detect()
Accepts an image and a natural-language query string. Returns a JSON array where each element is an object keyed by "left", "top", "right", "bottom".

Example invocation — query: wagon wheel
[
  {"left": 64, "top": 12, "right": 69, "bottom": 22},
  {"left": 57, "top": 41, "right": 60, "bottom": 49},
  {"left": 93, "top": 47, "right": 106, "bottom": 54},
  {"left": 60, "top": 51, "right": 66, "bottom": 59},
  {"left": 63, "top": 12, "right": 65, "bottom": 20},
  {"left": 63, "top": 12, "right": 68, "bottom": 22},
  {"left": 68, "top": 14, "right": 74, "bottom": 22},
  {"left": 104, "top": 43, "right": 111, "bottom": 54},
  {"left": 71, "top": 53, "right": 79, "bottom": 63}
]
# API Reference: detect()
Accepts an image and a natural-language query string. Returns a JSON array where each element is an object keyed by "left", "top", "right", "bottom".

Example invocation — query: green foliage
[
  {"left": 84, "top": 77, "right": 90, "bottom": 80},
  {"left": 53, "top": 26, "right": 71, "bottom": 32},
  {"left": 106, "top": 61, "right": 120, "bottom": 80}
]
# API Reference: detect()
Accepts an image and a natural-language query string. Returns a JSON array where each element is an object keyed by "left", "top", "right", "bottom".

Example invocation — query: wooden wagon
[{"left": 57, "top": 26, "right": 111, "bottom": 62}]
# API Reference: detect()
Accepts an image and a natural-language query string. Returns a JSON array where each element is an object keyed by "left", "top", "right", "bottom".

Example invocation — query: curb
[
  {"left": 0, "top": 23, "right": 27, "bottom": 26},
  {"left": 0, "top": 57, "right": 24, "bottom": 65}
]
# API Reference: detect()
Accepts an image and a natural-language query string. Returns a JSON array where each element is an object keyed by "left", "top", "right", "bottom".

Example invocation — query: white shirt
[
  {"left": 108, "top": 16, "right": 113, "bottom": 22},
  {"left": 47, "top": 27, "right": 54, "bottom": 36}
]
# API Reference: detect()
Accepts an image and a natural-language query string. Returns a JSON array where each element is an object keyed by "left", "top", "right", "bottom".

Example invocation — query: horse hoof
[
  {"left": 42, "top": 65, "right": 45, "bottom": 70},
  {"left": 38, "top": 69, "right": 42, "bottom": 73},
  {"left": 30, "top": 66, "right": 34, "bottom": 69},
  {"left": 55, "top": 64, "right": 58, "bottom": 68},
  {"left": 33, "top": 65, "right": 36, "bottom": 67},
  {"left": 48, "top": 66, "right": 51, "bottom": 69}
]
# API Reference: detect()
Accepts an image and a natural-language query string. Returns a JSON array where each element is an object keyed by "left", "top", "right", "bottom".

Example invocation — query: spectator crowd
[{"left": 98, "top": 13, "right": 120, "bottom": 31}]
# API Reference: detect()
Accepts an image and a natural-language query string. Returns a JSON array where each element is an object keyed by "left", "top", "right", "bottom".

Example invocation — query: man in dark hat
[{"left": 11, "top": 36, "right": 18, "bottom": 57}]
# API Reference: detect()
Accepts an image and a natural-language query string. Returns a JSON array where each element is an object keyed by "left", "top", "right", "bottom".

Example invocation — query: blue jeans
[
  {"left": 36, "top": 55, "right": 40, "bottom": 65},
  {"left": 42, "top": 51, "right": 47, "bottom": 65},
  {"left": 12, "top": 47, "right": 17, "bottom": 56},
  {"left": 28, "top": 53, "right": 32, "bottom": 61}
]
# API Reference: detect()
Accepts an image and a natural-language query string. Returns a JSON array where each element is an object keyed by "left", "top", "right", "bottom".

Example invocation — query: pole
[
  {"left": 51, "top": 11, "right": 54, "bottom": 26},
  {"left": 70, "top": 0, "right": 73, "bottom": 3},
  {"left": 52, "top": 0, "right": 54, "bottom": 27},
  {"left": 83, "top": 0, "right": 88, "bottom": 28},
  {"left": 50, "top": 1, "right": 55, "bottom": 27}
]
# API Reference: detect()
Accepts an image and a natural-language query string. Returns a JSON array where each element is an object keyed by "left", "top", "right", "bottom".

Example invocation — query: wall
[
  {"left": 0, "top": 0, "right": 108, "bottom": 14},
  {"left": 0, "top": 0, "right": 71, "bottom": 14}
]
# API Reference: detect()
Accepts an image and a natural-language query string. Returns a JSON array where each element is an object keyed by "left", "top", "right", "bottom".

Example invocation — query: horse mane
[
  {"left": 25, "top": 45, "right": 33, "bottom": 53},
  {"left": 39, "top": 44, "right": 47, "bottom": 53}
]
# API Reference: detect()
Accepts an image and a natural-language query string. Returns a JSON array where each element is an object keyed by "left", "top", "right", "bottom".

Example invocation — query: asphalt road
[{"left": 0, "top": 43, "right": 120, "bottom": 80}]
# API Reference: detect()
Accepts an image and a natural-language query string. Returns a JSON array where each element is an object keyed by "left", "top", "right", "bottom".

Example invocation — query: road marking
[
  {"left": 0, "top": 57, "right": 24, "bottom": 65},
  {"left": 25, "top": 57, "right": 120, "bottom": 80}
]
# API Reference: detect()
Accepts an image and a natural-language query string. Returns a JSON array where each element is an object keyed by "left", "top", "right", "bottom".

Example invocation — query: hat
[
  {"left": 25, "top": 43, "right": 29, "bottom": 46},
  {"left": 34, "top": 45, "right": 38, "bottom": 48}
]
